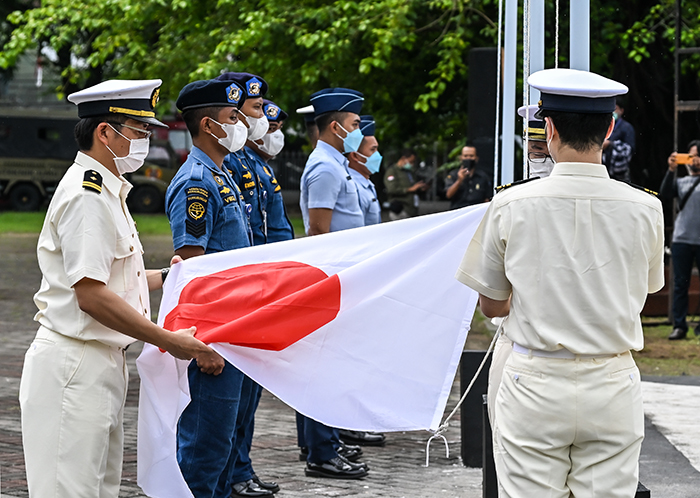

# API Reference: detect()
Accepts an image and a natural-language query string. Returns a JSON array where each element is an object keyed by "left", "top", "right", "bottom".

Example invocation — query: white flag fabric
[{"left": 136, "top": 204, "right": 487, "bottom": 497}]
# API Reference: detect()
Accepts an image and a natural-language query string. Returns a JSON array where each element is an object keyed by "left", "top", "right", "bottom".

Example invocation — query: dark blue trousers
[
  {"left": 228, "top": 375, "right": 263, "bottom": 484},
  {"left": 177, "top": 360, "right": 245, "bottom": 498},
  {"left": 296, "top": 412, "right": 340, "bottom": 464},
  {"left": 672, "top": 242, "right": 700, "bottom": 331}
]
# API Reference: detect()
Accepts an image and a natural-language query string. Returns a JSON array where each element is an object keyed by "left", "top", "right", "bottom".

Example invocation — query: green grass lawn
[{"left": 0, "top": 211, "right": 307, "bottom": 237}]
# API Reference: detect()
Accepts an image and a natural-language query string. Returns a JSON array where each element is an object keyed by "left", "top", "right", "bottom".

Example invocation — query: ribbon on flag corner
[{"left": 137, "top": 203, "right": 487, "bottom": 497}]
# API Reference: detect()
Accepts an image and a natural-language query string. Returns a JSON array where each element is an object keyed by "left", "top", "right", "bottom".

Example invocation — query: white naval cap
[
  {"left": 528, "top": 69, "right": 628, "bottom": 117},
  {"left": 518, "top": 104, "right": 546, "bottom": 141},
  {"left": 67, "top": 79, "right": 167, "bottom": 128},
  {"left": 296, "top": 104, "right": 315, "bottom": 114}
]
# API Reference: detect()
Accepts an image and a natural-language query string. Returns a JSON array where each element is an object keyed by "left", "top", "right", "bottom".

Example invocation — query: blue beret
[
  {"left": 359, "top": 115, "right": 375, "bottom": 136},
  {"left": 310, "top": 88, "right": 364, "bottom": 116},
  {"left": 215, "top": 72, "right": 268, "bottom": 98},
  {"left": 263, "top": 99, "right": 288, "bottom": 122},
  {"left": 176, "top": 80, "right": 246, "bottom": 112}
]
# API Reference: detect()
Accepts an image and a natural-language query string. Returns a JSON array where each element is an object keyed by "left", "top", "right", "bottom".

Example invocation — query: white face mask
[
  {"left": 529, "top": 157, "right": 556, "bottom": 178},
  {"left": 258, "top": 129, "right": 285, "bottom": 157},
  {"left": 106, "top": 124, "right": 149, "bottom": 175},
  {"left": 209, "top": 118, "right": 248, "bottom": 153},
  {"left": 239, "top": 111, "right": 270, "bottom": 141}
]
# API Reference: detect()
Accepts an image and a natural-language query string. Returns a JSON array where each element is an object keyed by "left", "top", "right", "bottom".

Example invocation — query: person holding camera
[
  {"left": 660, "top": 140, "right": 700, "bottom": 340},
  {"left": 444, "top": 145, "right": 492, "bottom": 210}
]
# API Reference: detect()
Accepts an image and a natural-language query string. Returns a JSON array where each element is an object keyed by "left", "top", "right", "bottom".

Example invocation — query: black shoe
[
  {"left": 338, "top": 453, "right": 370, "bottom": 471},
  {"left": 337, "top": 441, "right": 363, "bottom": 462},
  {"left": 251, "top": 475, "right": 279, "bottom": 494},
  {"left": 339, "top": 430, "right": 386, "bottom": 446},
  {"left": 305, "top": 457, "right": 368, "bottom": 479},
  {"left": 668, "top": 328, "right": 688, "bottom": 340},
  {"left": 231, "top": 479, "right": 274, "bottom": 497},
  {"left": 299, "top": 446, "right": 309, "bottom": 461}
]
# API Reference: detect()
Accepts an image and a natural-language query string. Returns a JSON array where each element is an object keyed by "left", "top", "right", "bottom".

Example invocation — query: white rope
[
  {"left": 522, "top": 0, "right": 532, "bottom": 179},
  {"left": 493, "top": 0, "right": 504, "bottom": 190},
  {"left": 424, "top": 322, "right": 504, "bottom": 467},
  {"left": 555, "top": 0, "right": 560, "bottom": 68}
]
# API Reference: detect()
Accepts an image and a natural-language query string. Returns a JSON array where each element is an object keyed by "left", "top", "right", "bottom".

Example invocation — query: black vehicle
[{"left": 0, "top": 107, "right": 180, "bottom": 212}]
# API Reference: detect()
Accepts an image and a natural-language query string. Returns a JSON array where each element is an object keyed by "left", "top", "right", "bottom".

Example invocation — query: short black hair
[
  {"left": 400, "top": 148, "right": 416, "bottom": 159},
  {"left": 183, "top": 106, "right": 227, "bottom": 138},
  {"left": 74, "top": 114, "right": 127, "bottom": 151},
  {"left": 688, "top": 139, "right": 700, "bottom": 152},
  {"left": 542, "top": 110, "right": 612, "bottom": 152},
  {"left": 315, "top": 111, "right": 350, "bottom": 133}
]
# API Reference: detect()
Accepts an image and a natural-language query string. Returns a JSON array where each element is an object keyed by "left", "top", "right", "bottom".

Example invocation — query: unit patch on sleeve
[
  {"left": 185, "top": 187, "right": 209, "bottom": 238},
  {"left": 82, "top": 170, "right": 103, "bottom": 193}
]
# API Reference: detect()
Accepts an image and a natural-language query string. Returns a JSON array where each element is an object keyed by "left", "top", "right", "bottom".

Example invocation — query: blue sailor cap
[
  {"left": 359, "top": 115, "right": 375, "bottom": 136},
  {"left": 67, "top": 79, "right": 167, "bottom": 128},
  {"left": 517, "top": 105, "right": 545, "bottom": 141},
  {"left": 310, "top": 88, "right": 364, "bottom": 116},
  {"left": 176, "top": 79, "right": 246, "bottom": 112},
  {"left": 263, "top": 99, "right": 288, "bottom": 122},
  {"left": 528, "top": 69, "right": 628, "bottom": 118},
  {"left": 215, "top": 72, "right": 268, "bottom": 98}
]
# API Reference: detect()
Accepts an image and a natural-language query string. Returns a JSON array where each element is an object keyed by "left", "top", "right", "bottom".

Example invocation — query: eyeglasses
[
  {"left": 528, "top": 152, "right": 553, "bottom": 163},
  {"left": 108, "top": 122, "right": 152, "bottom": 140}
]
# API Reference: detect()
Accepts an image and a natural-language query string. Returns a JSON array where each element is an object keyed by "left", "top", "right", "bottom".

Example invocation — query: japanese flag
[{"left": 137, "top": 204, "right": 487, "bottom": 497}]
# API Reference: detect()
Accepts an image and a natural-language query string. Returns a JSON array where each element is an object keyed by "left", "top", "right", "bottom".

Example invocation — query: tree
[
  {"left": 0, "top": 0, "right": 500, "bottom": 151},
  {"left": 1, "top": 0, "right": 698, "bottom": 187}
]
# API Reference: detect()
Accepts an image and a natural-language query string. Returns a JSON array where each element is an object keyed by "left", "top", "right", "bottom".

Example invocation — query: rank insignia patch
[
  {"left": 82, "top": 170, "right": 103, "bottom": 193},
  {"left": 226, "top": 84, "right": 242, "bottom": 104},
  {"left": 247, "top": 77, "right": 262, "bottom": 96}
]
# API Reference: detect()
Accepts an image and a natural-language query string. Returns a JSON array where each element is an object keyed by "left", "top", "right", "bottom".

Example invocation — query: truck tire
[
  {"left": 128, "top": 185, "right": 163, "bottom": 214},
  {"left": 9, "top": 183, "right": 42, "bottom": 211}
]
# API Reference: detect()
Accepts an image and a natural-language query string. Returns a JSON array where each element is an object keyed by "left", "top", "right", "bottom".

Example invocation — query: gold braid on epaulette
[{"left": 495, "top": 176, "right": 540, "bottom": 193}]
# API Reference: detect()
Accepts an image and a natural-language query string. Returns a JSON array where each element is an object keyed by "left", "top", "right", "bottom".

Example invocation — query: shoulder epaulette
[
  {"left": 629, "top": 182, "right": 658, "bottom": 197},
  {"left": 82, "top": 170, "right": 102, "bottom": 194},
  {"left": 495, "top": 176, "right": 539, "bottom": 193}
]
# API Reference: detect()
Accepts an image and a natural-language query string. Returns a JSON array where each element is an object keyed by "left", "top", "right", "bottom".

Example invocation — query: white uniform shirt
[
  {"left": 33, "top": 152, "right": 149, "bottom": 348},
  {"left": 456, "top": 162, "right": 664, "bottom": 355}
]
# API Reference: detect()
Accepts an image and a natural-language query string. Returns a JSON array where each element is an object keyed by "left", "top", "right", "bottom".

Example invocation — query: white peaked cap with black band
[
  {"left": 67, "top": 79, "right": 168, "bottom": 128},
  {"left": 528, "top": 69, "right": 627, "bottom": 119}
]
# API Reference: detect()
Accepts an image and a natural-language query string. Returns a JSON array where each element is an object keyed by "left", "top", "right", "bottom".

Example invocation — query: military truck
[{"left": 0, "top": 107, "right": 180, "bottom": 212}]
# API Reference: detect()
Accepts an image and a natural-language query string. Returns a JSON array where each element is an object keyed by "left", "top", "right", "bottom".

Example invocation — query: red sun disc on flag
[{"left": 163, "top": 261, "right": 341, "bottom": 351}]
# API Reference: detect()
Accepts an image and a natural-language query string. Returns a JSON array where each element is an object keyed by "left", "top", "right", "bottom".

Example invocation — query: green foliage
[{"left": 0, "top": 0, "right": 500, "bottom": 150}]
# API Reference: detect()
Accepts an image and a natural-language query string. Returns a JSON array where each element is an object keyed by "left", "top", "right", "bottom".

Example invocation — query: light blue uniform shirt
[
  {"left": 300, "top": 140, "right": 364, "bottom": 234},
  {"left": 165, "top": 146, "right": 251, "bottom": 254},
  {"left": 349, "top": 168, "right": 381, "bottom": 226}
]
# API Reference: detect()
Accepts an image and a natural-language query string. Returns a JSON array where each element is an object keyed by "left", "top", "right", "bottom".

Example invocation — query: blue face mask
[
  {"left": 358, "top": 151, "right": 383, "bottom": 174},
  {"left": 335, "top": 123, "right": 364, "bottom": 153}
]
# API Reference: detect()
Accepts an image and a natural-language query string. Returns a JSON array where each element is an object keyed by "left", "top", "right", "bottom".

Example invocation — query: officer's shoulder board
[
  {"left": 495, "top": 176, "right": 539, "bottom": 194},
  {"left": 628, "top": 182, "right": 658, "bottom": 197},
  {"left": 82, "top": 170, "right": 103, "bottom": 194}
]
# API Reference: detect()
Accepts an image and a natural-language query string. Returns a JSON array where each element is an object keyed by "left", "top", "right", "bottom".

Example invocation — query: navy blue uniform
[
  {"left": 165, "top": 146, "right": 252, "bottom": 498},
  {"left": 224, "top": 149, "right": 266, "bottom": 245}
]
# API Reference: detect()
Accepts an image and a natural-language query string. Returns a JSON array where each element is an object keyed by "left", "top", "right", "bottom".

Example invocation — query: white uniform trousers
[
  {"left": 494, "top": 349, "right": 643, "bottom": 498},
  {"left": 19, "top": 326, "right": 129, "bottom": 498},
  {"left": 487, "top": 332, "right": 512, "bottom": 426}
]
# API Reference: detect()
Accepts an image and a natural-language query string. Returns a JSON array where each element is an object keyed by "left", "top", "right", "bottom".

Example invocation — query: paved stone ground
[{"left": 1, "top": 233, "right": 699, "bottom": 497}]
